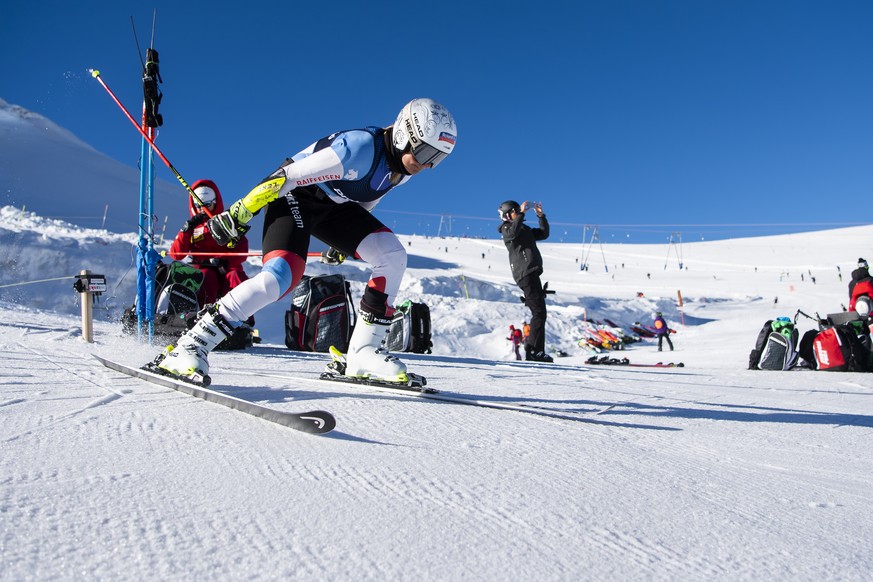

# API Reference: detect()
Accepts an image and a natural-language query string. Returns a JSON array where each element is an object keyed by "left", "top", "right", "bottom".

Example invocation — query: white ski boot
[
  {"left": 344, "top": 318, "right": 407, "bottom": 382},
  {"left": 155, "top": 305, "right": 233, "bottom": 384}
]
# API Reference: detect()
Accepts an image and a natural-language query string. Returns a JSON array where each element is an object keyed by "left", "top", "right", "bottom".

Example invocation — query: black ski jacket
[
  {"left": 498, "top": 212, "right": 549, "bottom": 283},
  {"left": 849, "top": 266, "right": 871, "bottom": 298}
]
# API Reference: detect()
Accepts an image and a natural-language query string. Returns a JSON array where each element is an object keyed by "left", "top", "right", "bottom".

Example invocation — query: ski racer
[
  {"left": 498, "top": 200, "right": 552, "bottom": 362},
  {"left": 152, "top": 98, "right": 457, "bottom": 385}
]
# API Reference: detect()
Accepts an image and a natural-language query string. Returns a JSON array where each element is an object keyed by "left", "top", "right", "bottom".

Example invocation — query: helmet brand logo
[
  {"left": 404, "top": 118, "right": 419, "bottom": 144},
  {"left": 410, "top": 113, "right": 425, "bottom": 137}
]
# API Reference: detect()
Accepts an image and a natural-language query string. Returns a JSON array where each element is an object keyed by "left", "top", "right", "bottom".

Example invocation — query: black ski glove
[
  {"left": 207, "top": 200, "right": 252, "bottom": 248},
  {"left": 321, "top": 247, "right": 346, "bottom": 265},
  {"left": 180, "top": 212, "right": 209, "bottom": 233}
]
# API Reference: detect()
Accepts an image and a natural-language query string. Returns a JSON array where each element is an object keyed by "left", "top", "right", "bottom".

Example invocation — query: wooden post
[{"left": 79, "top": 269, "right": 93, "bottom": 343}]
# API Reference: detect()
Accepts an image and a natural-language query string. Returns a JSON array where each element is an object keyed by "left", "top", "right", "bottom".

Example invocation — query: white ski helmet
[
  {"left": 192, "top": 185, "right": 217, "bottom": 207},
  {"left": 392, "top": 98, "right": 457, "bottom": 167},
  {"left": 856, "top": 296, "right": 872, "bottom": 318}
]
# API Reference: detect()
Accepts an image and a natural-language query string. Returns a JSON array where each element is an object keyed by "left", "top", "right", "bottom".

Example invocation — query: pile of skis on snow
[
  {"left": 586, "top": 356, "right": 684, "bottom": 368},
  {"left": 576, "top": 319, "right": 644, "bottom": 353}
]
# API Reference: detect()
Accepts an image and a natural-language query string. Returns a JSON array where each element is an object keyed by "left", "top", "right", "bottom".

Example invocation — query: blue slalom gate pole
[{"left": 136, "top": 124, "right": 159, "bottom": 344}]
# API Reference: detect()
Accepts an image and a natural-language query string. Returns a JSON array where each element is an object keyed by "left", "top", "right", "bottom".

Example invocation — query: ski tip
[
  {"left": 89, "top": 69, "right": 100, "bottom": 78},
  {"left": 300, "top": 411, "right": 337, "bottom": 434}
]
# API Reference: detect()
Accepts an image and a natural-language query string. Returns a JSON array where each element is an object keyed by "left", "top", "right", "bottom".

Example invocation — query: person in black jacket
[
  {"left": 498, "top": 200, "right": 552, "bottom": 362},
  {"left": 849, "top": 258, "right": 870, "bottom": 298}
]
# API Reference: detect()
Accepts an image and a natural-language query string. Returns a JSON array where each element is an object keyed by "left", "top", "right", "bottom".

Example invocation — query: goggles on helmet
[
  {"left": 411, "top": 141, "right": 449, "bottom": 168},
  {"left": 192, "top": 185, "right": 217, "bottom": 208}
]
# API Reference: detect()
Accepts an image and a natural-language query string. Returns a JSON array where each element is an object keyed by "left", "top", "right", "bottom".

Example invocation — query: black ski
[
  {"left": 317, "top": 370, "right": 615, "bottom": 421},
  {"left": 93, "top": 355, "right": 335, "bottom": 435},
  {"left": 325, "top": 346, "right": 429, "bottom": 389},
  {"left": 586, "top": 356, "right": 684, "bottom": 368}
]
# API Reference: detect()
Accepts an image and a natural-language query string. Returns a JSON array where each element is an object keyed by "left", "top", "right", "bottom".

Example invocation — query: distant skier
[
  {"left": 498, "top": 200, "right": 552, "bottom": 362},
  {"left": 653, "top": 311, "right": 674, "bottom": 352},
  {"left": 151, "top": 98, "right": 457, "bottom": 385},
  {"left": 507, "top": 325, "right": 523, "bottom": 360}
]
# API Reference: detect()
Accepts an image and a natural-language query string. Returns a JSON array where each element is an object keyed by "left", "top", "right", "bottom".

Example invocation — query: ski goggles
[{"left": 411, "top": 142, "right": 449, "bottom": 168}]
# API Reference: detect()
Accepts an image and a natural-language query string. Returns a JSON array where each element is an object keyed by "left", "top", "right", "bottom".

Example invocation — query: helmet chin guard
[{"left": 392, "top": 98, "right": 457, "bottom": 167}]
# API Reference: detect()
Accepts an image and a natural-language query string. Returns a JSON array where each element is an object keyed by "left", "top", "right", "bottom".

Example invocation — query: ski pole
[
  {"left": 88, "top": 69, "right": 213, "bottom": 217},
  {"left": 160, "top": 250, "right": 264, "bottom": 258}
]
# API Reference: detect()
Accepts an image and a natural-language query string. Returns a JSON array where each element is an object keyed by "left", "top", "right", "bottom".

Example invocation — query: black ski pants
[
  {"left": 658, "top": 332, "right": 674, "bottom": 351},
  {"left": 518, "top": 274, "right": 547, "bottom": 353}
]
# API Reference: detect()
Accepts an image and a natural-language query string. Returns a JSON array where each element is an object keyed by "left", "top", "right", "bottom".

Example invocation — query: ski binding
[{"left": 322, "top": 346, "right": 432, "bottom": 392}]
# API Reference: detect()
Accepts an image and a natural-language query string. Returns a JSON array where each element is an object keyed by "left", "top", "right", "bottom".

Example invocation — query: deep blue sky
[{"left": 4, "top": 0, "right": 872, "bottom": 243}]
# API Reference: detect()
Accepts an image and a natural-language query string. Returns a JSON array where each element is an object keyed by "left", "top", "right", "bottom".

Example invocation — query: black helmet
[{"left": 498, "top": 200, "right": 521, "bottom": 221}]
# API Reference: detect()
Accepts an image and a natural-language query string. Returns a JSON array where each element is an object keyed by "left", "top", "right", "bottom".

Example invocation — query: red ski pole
[
  {"left": 89, "top": 68, "right": 213, "bottom": 217},
  {"left": 159, "top": 251, "right": 335, "bottom": 258}
]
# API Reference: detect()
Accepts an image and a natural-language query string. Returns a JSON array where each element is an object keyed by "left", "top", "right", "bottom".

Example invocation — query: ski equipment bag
[
  {"left": 749, "top": 317, "right": 799, "bottom": 370},
  {"left": 121, "top": 261, "right": 203, "bottom": 340},
  {"left": 384, "top": 309, "right": 409, "bottom": 353},
  {"left": 812, "top": 321, "right": 873, "bottom": 372},
  {"left": 407, "top": 302, "right": 433, "bottom": 354},
  {"left": 284, "top": 274, "right": 356, "bottom": 352},
  {"left": 384, "top": 300, "right": 433, "bottom": 354}
]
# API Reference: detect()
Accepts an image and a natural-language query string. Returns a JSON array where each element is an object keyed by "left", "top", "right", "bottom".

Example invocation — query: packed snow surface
[{"left": 2, "top": 207, "right": 872, "bottom": 581}]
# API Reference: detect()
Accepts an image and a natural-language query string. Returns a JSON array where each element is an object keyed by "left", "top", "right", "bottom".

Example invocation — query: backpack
[
  {"left": 284, "top": 274, "right": 356, "bottom": 352},
  {"left": 812, "top": 320, "right": 873, "bottom": 372},
  {"left": 407, "top": 302, "right": 433, "bottom": 354},
  {"left": 121, "top": 261, "right": 203, "bottom": 340},
  {"left": 384, "top": 300, "right": 433, "bottom": 354},
  {"left": 120, "top": 262, "right": 254, "bottom": 350},
  {"left": 748, "top": 317, "right": 799, "bottom": 370}
]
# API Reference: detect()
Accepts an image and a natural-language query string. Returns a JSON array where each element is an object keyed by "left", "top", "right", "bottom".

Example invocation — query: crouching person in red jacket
[{"left": 168, "top": 179, "right": 251, "bottom": 309}]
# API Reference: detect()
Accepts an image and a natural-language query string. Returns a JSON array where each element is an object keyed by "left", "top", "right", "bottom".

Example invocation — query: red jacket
[
  {"left": 849, "top": 279, "right": 873, "bottom": 312},
  {"left": 168, "top": 179, "right": 248, "bottom": 270}
]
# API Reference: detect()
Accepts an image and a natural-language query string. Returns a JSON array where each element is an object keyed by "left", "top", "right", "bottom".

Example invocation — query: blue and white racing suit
[{"left": 217, "top": 126, "right": 411, "bottom": 325}]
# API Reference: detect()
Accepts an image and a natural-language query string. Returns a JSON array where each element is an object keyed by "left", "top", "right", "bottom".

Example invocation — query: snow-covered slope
[
  {"left": 0, "top": 97, "right": 185, "bottom": 233},
  {"left": 2, "top": 215, "right": 872, "bottom": 579},
  {"left": 2, "top": 204, "right": 867, "bottom": 366},
  {"left": 1, "top": 99, "right": 872, "bottom": 580}
]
